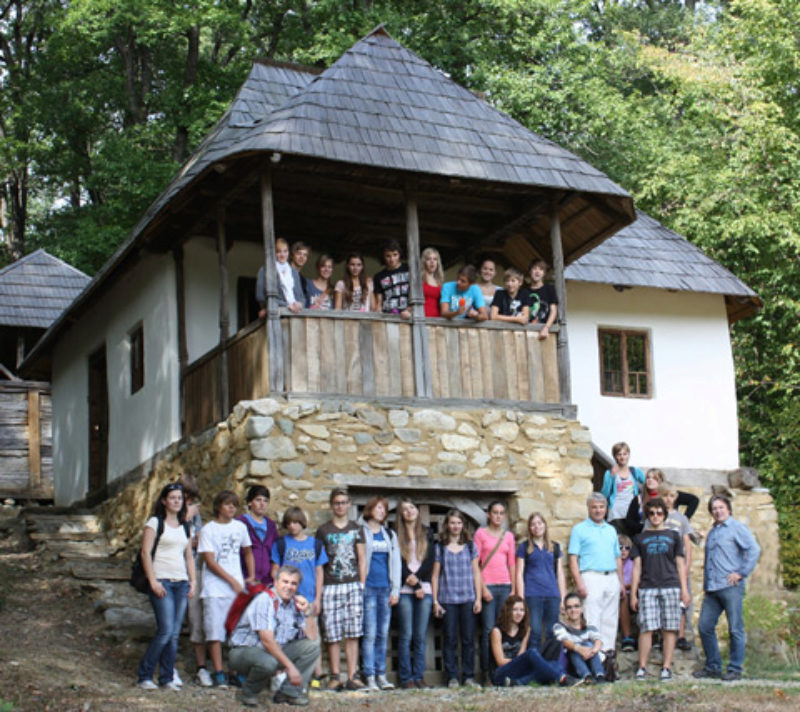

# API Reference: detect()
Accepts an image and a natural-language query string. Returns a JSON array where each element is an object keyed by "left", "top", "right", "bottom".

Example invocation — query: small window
[
  {"left": 130, "top": 324, "right": 144, "bottom": 394},
  {"left": 598, "top": 328, "right": 650, "bottom": 398}
]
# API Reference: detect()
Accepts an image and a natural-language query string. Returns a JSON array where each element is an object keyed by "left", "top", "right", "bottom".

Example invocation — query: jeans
[
  {"left": 397, "top": 592, "right": 432, "bottom": 683},
  {"left": 229, "top": 637, "right": 320, "bottom": 698},
  {"left": 526, "top": 595, "right": 561, "bottom": 651},
  {"left": 480, "top": 583, "right": 511, "bottom": 675},
  {"left": 492, "top": 647, "right": 563, "bottom": 686},
  {"left": 442, "top": 601, "right": 476, "bottom": 683},
  {"left": 362, "top": 586, "right": 391, "bottom": 677},
  {"left": 568, "top": 645, "right": 605, "bottom": 679},
  {"left": 137, "top": 579, "right": 190, "bottom": 684},
  {"left": 698, "top": 583, "right": 746, "bottom": 673}
]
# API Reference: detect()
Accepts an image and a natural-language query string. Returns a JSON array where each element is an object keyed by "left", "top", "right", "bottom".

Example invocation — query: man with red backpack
[{"left": 228, "top": 565, "right": 319, "bottom": 707}]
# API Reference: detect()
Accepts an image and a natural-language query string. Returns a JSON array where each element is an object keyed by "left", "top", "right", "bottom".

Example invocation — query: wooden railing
[{"left": 183, "top": 312, "right": 560, "bottom": 434}]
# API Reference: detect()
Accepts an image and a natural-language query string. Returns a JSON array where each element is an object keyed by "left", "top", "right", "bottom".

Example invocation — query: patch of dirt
[{"left": 1, "top": 511, "right": 798, "bottom": 711}]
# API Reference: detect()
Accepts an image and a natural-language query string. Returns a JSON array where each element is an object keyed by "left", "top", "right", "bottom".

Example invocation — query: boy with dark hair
[
  {"left": 490, "top": 266, "right": 531, "bottom": 324},
  {"left": 527, "top": 258, "right": 558, "bottom": 340},
  {"left": 237, "top": 485, "right": 278, "bottom": 586},
  {"left": 440, "top": 265, "right": 488, "bottom": 321},
  {"left": 316, "top": 488, "right": 366, "bottom": 690},
  {"left": 290, "top": 241, "right": 311, "bottom": 307},
  {"left": 630, "top": 498, "right": 690, "bottom": 682},
  {"left": 372, "top": 239, "right": 411, "bottom": 318},
  {"left": 198, "top": 490, "right": 256, "bottom": 687}
]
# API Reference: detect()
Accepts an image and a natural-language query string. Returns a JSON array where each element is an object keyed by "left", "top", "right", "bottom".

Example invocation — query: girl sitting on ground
[{"left": 553, "top": 592, "right": 607, "bottom": 684}]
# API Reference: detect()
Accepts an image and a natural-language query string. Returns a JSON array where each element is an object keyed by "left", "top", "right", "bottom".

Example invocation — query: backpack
[
  {"left": 275, "top": 535, "right": 324, "bottom": 564},
  {"left": 224, "top": 584, "right": 275, "bottom": 637},
  {"left": 129, "top": 517, "right": 191, "bottom": 593}
]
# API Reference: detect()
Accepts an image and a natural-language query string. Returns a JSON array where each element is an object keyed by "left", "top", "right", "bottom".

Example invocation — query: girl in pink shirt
[{"left": 474, "top": 501, "right": 516, "bottom": 682}]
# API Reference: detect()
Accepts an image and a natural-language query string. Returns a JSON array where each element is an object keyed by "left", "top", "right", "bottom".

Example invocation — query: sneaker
[
  {"left": 365, "top": 676, "right": 380, "bottom": 692},
  {"left": 172, "top": 670, "right": 183, "bottom": 687},
  {"left": 595, "top": 674, "right": 607, "bottom": 684},
  {"left": 635, "top": 667, "right": 647, "bottom": 681},
  {"left": 403, "top": 680, "right": 416, "bottom": 689},
  {"left": 581, "top": 675, "right": 595, "bottom": 685},
  {"left": 196, "top": 667, "right": 213, "bottom": 688},
  {"left": 229, "top": 672, "right": 245, "bottom": 688},
  {"left": 621, "top": 637, "right": 636, "bottom": 652},
  {"left": 162, "top": 680, "right": 182, "bottom": 691},
  {"left": 415, "top": 679, "right": 431, "bottom": 689},
  {"left": 273, "top": 690, "right": 311, "bottom": 706},
  {"left": 377, "top": 675, "right": 395, "bottom": 690},
  {"left": 693, "top": 668, "right": 721, "bottom": 679},
  {"left": 137, "top": 679, "right": 158, "bottom": 691},
  {"left": 464, "top": 678, "right": 481, "bottom": 689},
  {"left": 326, "top": 677, "right": 343, "bottom": 692},
  {"left": 238, "top": 690, "right": 259, "bottom": 707},
  {"left": 271, "top": 671, "right": 287, "bottom": 692},
  {"left": 676, "top": 637, "right": 692, "bottom": 651},
  {"left": 344, "top": 677, "right": 365, "bottom": 691},
  {"left": 660, "top": 668, "right": 672, "bottom": 682},
  {"left": 558, "top": 675, "right": 584, "bottom": 687},
  {"left": 212, "top": 670, "right": 229, "bottom": 688},
  {"left": 722, "top": 671, "right": 742, "bottom": 681},
  {"left": 447, "top": 678, "right": 460, "bottom": 689},
  {"left": 503, "top": 676, "right": 513, "bottom": 687}
]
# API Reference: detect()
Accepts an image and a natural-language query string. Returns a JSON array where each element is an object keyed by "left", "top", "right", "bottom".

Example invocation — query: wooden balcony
[{"left": 182, "top": 312, "right": 562, "bottom": 435}]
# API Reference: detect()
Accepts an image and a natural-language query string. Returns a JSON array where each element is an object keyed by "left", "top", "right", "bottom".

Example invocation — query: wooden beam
[
  {"left": 260, "top": 167, "right": 284, "bottom": 394},
  {"left": 474, "top": 194, "right": 551, "bottom": 251},
  {"left": 405, "top": 184, "right": 432, "bottom": 398},
  {"left": 550, "top": 205, "right": 572, "bottom": 404},
  {"left": 217, "top": 205, "right": 230, "bottom": 418},
  {"left": 0, "top": 361, "right": 21, "bottom": 381},
  {"left": 27, "top": 389, "right": 41, "bottom": 489},
  {"left": 173, "top": 246, "right": 188, "bottom": 435}
]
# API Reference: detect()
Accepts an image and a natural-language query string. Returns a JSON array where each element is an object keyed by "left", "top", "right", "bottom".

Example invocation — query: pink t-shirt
[{"left": 473, "top": 528, "right": 516, "bottom": 585}]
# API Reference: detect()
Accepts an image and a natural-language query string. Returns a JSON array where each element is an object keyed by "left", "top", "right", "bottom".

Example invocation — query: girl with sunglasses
[{"left": 553, "top": 592, "right": 606, "bottom": 683}]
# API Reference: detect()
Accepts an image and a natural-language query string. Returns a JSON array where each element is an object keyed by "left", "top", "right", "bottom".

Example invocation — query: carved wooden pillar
[
  {"left": 260, "top": 167, "right": 284, "bottom": 394},
  {"left": 405, "top": 185, "right": 432, "bottom": 397},
  {"left": 217, "top": 205, "right": 230, "bottom": 417},
  {"left": 550, "top": 205, "right": 571, "bottom": 403},
  {"left": 173, "top": 245, "right": 188, "bottom": 434}
]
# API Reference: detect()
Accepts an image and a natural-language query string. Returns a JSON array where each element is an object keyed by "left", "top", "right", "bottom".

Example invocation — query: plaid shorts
[
  {"left": 321, "top": 582, "right": 363, "bottom": 642},
  {"left": 639, "top": 587, "right": 681, "bottom": 632}
]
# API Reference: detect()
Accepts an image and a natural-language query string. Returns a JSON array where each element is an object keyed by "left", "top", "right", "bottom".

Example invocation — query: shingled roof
[
  {"left": 0, "top": 249, "right": 89, "bottom": 329},
  {"left": 565, "top": 211, "right": 761, "bottom": 322}
]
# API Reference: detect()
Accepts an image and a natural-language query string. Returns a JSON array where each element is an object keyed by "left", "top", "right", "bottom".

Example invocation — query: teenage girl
[
  {"left": 432, "top": 509, "right": 483, "bottom": 688},
  {"left": 421, "top": 247, "right": 443, "bottom": 317},
  {"left": 490, "top": 596, "right": 580, "bottom": 687},
  {"left": 600, "top": 441, "right": 646, "bottom": 535},
  {"left": 477, "top": 258, "right": 500, "bottom": 304},
  {"left": 515, "top": 512, "right": 566, "bottom": 651},
  {"left": 137, "top": 482, "right": 196, "bottom": 690},
  {"left": 334, "top": 252, "right": 372, "bottom": 311},
  {"left": 553, "top": 592, "right": 606, "bottom": 683},
  {"left": 396, "top": 498, "right": 436, "bottom": 689},
  {"left": 308, "top": 254, "right": 335, "bottom": 310}
]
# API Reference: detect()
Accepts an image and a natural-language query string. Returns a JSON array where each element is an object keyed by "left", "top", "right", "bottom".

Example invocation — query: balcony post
[
  {"left": 217, "top": 204, "right": 230, "bottom": 417},
  {"left": 173, "top": 245, "right": 188, "bottom": 434},
  {"left": 550, "top": 205, "right": 571, "bottom": 403},
  {"left": 405, "top": 185, "right": 432, "bottom": 397},
  {"left": 260, "top": 167, "right": 285, "bottom": 394}
]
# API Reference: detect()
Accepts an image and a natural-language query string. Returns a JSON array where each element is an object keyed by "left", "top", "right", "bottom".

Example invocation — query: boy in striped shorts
[
  {"left": 316, "top": 488, "right": 366, "bottom": 690},
  {"left": 630, "top": 498, "right": 691, "bottom": 682}
]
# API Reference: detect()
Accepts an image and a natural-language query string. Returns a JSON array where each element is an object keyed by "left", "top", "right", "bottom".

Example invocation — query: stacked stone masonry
[{"left": 101, "top": 398, "right": 782, "bottom": 601}]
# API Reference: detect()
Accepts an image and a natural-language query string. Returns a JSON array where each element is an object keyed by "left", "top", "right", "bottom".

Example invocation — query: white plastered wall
[
  {"left": 51, "top": 254, "right": 180, "bottom": 505},
  {"left": 567, "top": 282, "right": 740, "bottom": 470}
]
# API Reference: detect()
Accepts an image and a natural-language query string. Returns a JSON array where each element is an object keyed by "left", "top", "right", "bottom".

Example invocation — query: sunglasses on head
[{"left": 165, "top": 483, "right": 183, "bottom": 492}]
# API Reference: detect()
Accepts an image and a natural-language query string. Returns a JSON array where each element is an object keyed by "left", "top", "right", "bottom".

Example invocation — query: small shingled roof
[
  {"left": 565, "top": 210, "right": 762, "bottom": 322},
  {"left": 0, "top": 249, "right": 90, "bottom": 329}
]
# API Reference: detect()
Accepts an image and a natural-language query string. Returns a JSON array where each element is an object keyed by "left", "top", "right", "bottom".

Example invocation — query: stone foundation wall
[{"left": 101, "top": 397, "right": 782, "bottom": 599}]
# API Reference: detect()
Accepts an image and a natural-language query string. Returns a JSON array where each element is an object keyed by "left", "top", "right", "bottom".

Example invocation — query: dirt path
[{"left": 1, "top": 509, "right": 798, "bottom": 712}]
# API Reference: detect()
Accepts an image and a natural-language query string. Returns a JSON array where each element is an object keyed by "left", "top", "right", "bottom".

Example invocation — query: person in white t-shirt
[
  {"left": 136, "top": 482, "right": 196, "bottom": 691},
  {"left": 198, "top": 490, "right": 255, "bottom": 688}
]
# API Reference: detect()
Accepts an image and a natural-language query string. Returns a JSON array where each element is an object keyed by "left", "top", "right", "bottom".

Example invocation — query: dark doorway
[
  {"left": 87, "top": 346, "right": 109, "bottom": 502},
  {"left": 237, "top": 277, "right": 259, "bottom": 330}
]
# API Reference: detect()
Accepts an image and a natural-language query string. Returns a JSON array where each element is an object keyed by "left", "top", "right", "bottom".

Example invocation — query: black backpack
[{"left": 129, "top": 517, "right": 191, "bottom": 593}]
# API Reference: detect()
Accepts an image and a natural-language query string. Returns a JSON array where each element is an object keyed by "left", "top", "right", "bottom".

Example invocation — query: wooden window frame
[
  {"left": 597, "top": 327, "right": 651, "bottom": 399},
  {"left": 129, "top": 324, "right": 145, "bottom": 394}
]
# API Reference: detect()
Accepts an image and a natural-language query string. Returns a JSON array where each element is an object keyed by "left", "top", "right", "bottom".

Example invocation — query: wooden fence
[{"left": 0, "top": 380, "right": 53, "bottom": 499}]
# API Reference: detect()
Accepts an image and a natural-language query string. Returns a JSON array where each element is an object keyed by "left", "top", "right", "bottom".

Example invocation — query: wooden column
[
  {"left": 405, "top": 186, "right": 432, "bottom": 397},
  {"left": 173, "top": 245, "right": 189, "bottom": 434},
  {"left": 550, "top": 205, "right": 572, "bottom": 403},
  {"left": 217, "top": 205, "right": 230, "bottom": 417},
  {"left": 260, "top": 167, "right": 284, "bottom": 394},
  {"left": 16, "top": 336, "right": 25, "bottom": 370},
  {"left": 27, "top": 388, "right": 41, "bottom": 490}
]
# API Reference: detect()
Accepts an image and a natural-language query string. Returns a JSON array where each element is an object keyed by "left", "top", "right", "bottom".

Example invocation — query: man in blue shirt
[
  {"left": 440, "top": 265, "right": 488, "bottom": 321},
  {"left": 693, "top": 495, "right": 760, "bottom": 681},
  {"left": 568, "top": 492, "right": 625, "bottom": 654}
]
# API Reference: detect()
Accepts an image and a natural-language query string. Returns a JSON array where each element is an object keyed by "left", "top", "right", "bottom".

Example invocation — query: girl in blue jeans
[
  {"left": 490, "top": 595, "right": 580, "bottom": 687},
  {"left": 553, "top": 592, "right": 606, "bottom": 682},
  {"left": 396, "top": 498, "right": 436, "bottom": 689},
  {"left": 137, "top": 482, "right": 196, "bottom": 690},
  {"left": 359, "top": 496, "right": 401, "bottom": 691}
]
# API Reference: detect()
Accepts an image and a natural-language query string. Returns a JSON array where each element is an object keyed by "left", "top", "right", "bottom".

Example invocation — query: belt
[{"left": 583, "top": 570, "right": 614, "bottom": 576}]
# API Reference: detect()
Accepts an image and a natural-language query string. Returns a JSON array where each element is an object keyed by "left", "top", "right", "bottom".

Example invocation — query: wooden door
[{"left": 87, "top": 346, "right": 109, "bottom": 497}]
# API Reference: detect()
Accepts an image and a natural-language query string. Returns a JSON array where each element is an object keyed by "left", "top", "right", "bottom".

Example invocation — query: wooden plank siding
[{"left": 0, "top": 381, "right": 54, "bottom": 498}]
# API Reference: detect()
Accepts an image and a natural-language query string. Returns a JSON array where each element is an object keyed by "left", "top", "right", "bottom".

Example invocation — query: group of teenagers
[
  {"left": 135, "top": 440, "right": 761, "bottom": 705},
  {"left": 255, "top": 237, "right": 558, "bottom": 334}
]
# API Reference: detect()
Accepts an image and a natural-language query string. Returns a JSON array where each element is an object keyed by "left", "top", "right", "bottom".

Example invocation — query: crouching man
[{"left": 229, "top": 564, "right": 320, "bottom": 706}]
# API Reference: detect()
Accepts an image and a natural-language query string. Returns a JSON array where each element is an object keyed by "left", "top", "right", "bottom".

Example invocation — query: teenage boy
[
  {"left": 271, "top": 506, "right": 328, "bottom": 684},
  {"left": 440, "top": 265, "right": 488, "bottom": 321},
  {"left": 237, "top": 486, "right": 278, "bottom": 586},
  {"left": 198, "top": 490, "right": 256, "bottom": 687},
  {"left": 527, "top": 258, "right": 558, "bottom": 340},
  {"left": 490, "top": 266, "right": 531, "bottom": 324},
  {"left": 630, "top": 498, "right": 690, "bottom": 682},
  {"left": 372, "top": 239, "right": 411, "bottom": 318},
  {"left": 316, "top": 488, "right": 366, "bottom": 690},
  {"left": 255, "top": 237, "right": 305, "bottom": 318},
  {"left": 290, "top": 241, "right": 311, "bottom": 307}
]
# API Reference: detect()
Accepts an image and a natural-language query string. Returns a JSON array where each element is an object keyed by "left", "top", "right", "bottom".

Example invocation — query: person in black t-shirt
[
  {"left": 527, "top": 258, "right": 558, "bottom": 340},
  {"left": 490, "top": 267, "right": 531, "bottom": 325},
  {"left": 372, "top": 239, "right": 411, "bottom": 319}
]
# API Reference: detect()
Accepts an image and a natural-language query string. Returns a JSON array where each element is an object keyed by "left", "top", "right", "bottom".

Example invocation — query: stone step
[
  {"left": 70, "top": 560, "right": 131, "bottom": 582},
  {"left": 25, "top": 514, "right": 103, "bottom": 534},
  {"left": 44, "top": 541, "right": 115, "bottom": 560},
  {"left": 83, "top": 580, "right": 151, "bottom": 612},
  {"left": 30, "top": 530, "right": 106, "bottom": 542}
]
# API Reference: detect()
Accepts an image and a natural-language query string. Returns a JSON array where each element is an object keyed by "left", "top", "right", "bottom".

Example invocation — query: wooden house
[{"left": 21, "top": 27, "right": 675, "bottom": 507}]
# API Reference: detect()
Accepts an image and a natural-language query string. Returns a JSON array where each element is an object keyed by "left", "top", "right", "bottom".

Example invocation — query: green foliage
[{"left": 743, "top": 594, "right": 800, "bottom": 673}]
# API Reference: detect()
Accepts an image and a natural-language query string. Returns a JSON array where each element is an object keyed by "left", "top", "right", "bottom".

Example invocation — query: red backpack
[{"left": 224, "top": 584, "right": 278, "bottom": 637}]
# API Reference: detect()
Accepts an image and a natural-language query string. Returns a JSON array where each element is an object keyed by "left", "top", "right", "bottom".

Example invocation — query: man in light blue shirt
[
  {"left": 693, "top": 495, "right": 760, "bottom": 681},
  {"left": 568, "top": 492, "right": 625, "bottom": 653}
]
